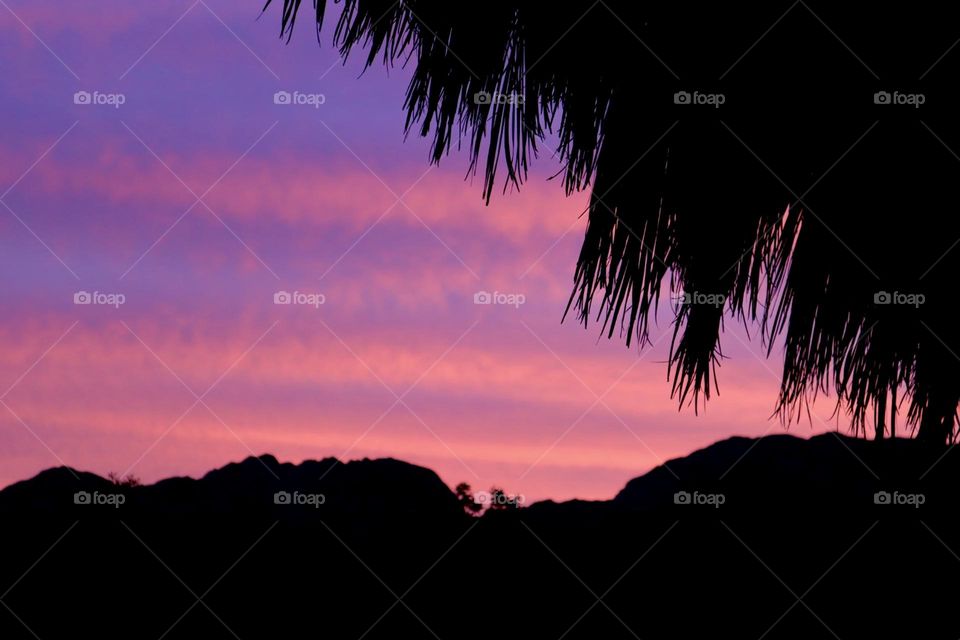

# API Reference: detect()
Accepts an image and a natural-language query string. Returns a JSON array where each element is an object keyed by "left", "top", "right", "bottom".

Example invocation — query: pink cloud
[
  {"left": 0, "top": 138, "right": 584, "bottom": 238},
  {"left": 0, "top": 305, "right": 830, "bottom": 500}
]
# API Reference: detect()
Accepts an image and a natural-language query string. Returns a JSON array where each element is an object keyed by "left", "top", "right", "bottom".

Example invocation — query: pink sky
[{"left": 0, "top": 0, "right": 836, "bottom": 501}]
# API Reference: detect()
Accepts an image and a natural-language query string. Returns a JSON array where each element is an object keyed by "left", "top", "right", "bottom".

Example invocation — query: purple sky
[{"left": 0, "top": 0, "right": 836, "bottom": 501}]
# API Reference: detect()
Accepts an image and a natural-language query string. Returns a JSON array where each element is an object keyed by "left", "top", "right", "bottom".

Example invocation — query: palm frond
[{"left": 264, "top": 0, "right": 960, "bottom": 442}]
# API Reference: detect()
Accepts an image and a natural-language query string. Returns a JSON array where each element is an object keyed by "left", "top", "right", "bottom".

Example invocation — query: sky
[{"left": 0, "top": 0, "right": 835, "bottom": 501}]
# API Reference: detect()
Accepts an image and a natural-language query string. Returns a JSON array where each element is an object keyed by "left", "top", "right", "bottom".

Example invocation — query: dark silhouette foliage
[
  {"left": 262, "top": 1, "right": 960, "bottom": 443},
  {"left": 455, "top": 481, "right": 482, "bottom": 516}
]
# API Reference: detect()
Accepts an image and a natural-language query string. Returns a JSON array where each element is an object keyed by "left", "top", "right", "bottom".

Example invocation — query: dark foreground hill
[
  {"left": 2, "top": 434, "right": 959, "bottom": 639},
  {"left": 0, "top": 455, "right": 461, "bottom": 518}
]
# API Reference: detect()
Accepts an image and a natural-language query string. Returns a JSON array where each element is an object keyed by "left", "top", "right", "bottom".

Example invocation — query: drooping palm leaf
[{"left": 263, "top": 0, "right": 960, "bottom": 442}]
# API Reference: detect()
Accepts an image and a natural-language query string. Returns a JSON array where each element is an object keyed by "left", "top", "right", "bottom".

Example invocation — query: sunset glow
[{"left": 0, "top": 0, "right": 835, "bottom": 500}]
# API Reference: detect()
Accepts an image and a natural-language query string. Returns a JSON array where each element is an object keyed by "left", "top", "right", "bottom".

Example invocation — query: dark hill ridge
[
  {"left": 0, "top": 454, "right": 462, "bottom": 517},
  {"left": 2, "top": 434, "right": 958, "bottom": 639},
  {"left": 611, "top": 432, "right": 958, "bottom": 512},
  {"left": 2, "top": 433, "right": 957, "bottom": 517}
]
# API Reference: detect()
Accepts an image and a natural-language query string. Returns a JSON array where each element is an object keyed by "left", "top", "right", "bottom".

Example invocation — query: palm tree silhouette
[{"left": 264, "top": 1, "right": 960, "bottom": 443}]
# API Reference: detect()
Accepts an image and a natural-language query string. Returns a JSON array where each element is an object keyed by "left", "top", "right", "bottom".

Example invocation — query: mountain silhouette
[
  {"left": 6, "top": 433, "right": 954, "bottom": 517},
  {"left": 2, "top": 435, "right": 958, "bottom": 638},
  {"left": 0, "top": 455, "right": 461, "bottom": 518},
  {"left": 612, "top": 433, "right": 956, "bottom": 511}
]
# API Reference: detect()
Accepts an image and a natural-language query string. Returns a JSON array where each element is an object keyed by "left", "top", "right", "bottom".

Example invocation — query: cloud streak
[{"left": 0, "top": 0, "right": 834, "bottom": 502}]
